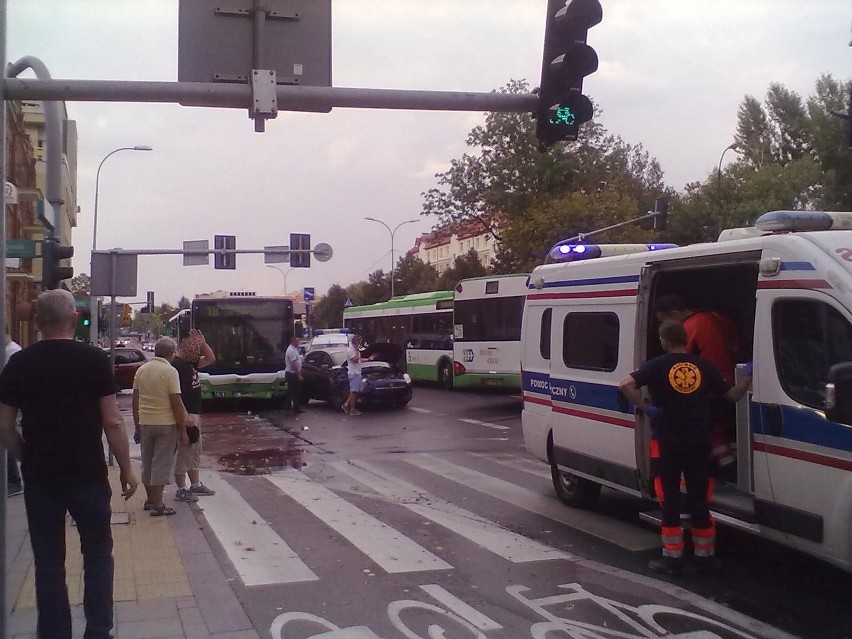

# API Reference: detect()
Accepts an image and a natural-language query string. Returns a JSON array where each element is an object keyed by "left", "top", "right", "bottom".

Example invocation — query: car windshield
[
  {"left": 363, "top": 361, "right": 391, "bottom": 370},
  {"left": 329, "top": 350, "right": 349, "bottom": 366}
]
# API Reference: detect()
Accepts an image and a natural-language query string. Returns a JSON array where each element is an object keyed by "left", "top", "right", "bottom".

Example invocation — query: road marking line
[
  {"left": 405, "top": 454, "right": 659, "bottom": 552},
  {"left": 458, "top": 418, "right": 509, "bottom": 430},
  {"left": 266, "top": 469, "right": 452, "bottom": 574},
  {"left": 196, "top": 472, "right": 318, "bottom": 586},
  {"left": 471, "top": 452, "right": 551, "bottom": 480},
  {"left": 329, "top": 460, "right": 568, "bottom": 563},
  {"left": 420, "top": 584, "right": 503, "bottom": 631},
  {"left": 409, "top": 407, "right": 432, "bottom": 414}
]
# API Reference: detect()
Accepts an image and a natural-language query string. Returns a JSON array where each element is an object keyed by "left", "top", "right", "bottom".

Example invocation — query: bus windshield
[
  {"left": 193, "top": 299, "right": 293, "bottom": 374},
  {"left": 454, "top": 296, "right": 525, "bottom": 342}
]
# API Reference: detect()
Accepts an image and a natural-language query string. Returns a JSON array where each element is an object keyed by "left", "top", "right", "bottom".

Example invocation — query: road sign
[
  {"left": 4, "top": 181, "right": 18, "bottom": 204},
  {"left": 90, "top": 252, "right": 138, "bottom": 297},
  {"left": 303, "top": 287, "right": 315, "bottom": 302},
  {"left": 344, "top": 297, "right": 355, "bottom": 308},
  {"left": 183, "top": 240, "right": 209, "bottom": 266},
  {"left": 214, "top": 235, "right": 236, "bottom": 269},
  {"left": 264, "top": 245, "right": 289, "bottom": 264},
  {"left": 313, "top": 242, "right": 333, "bottom": 263},
  {"left": 5, "top": 239, "right": 36, "bottom": 258}
]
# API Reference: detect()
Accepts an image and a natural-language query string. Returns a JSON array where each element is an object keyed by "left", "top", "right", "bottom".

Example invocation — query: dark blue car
[{"left": 300, "top": 344, "right": 413, "bottom": 410}]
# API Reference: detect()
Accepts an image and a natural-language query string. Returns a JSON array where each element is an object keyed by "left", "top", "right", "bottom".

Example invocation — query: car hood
[{"left": 362, "top": 342, "right": 403, "bottom": 365}]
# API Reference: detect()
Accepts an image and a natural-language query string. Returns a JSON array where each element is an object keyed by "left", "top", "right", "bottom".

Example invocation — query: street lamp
[
  {"left": 267, "top": 265, "right": 294, "bottom": 296},
  {"left": 364, "top": 217, "right": 419, "bottom": 299},
  {"left": 89, "top": 145, "right": 153, "bottom": 345}
]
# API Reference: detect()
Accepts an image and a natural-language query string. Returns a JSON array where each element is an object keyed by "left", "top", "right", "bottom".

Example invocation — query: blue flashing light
[
  {"left": 547, "top": 242, "right": 602, "bottom": 263},
  {"left": 647, "top": 243, "right": 678, "bottom": 251}
]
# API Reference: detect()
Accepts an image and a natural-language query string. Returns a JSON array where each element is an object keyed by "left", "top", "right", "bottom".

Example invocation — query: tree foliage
[
  {"left": 70, "top": 273, "right": 90, "bottom": 301},
  {"left": 311, "top": 284, "right": 348, "bottom": 329}
]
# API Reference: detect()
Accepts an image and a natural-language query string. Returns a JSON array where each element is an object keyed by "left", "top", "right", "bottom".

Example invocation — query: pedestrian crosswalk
[{"left": 188, "top": 450, "right": 658, "bottom": 588}]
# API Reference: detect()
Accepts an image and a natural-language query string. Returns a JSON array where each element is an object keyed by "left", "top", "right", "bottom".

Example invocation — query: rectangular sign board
[
  {"left": 264, "top": 245, "right": 289, "bottom": 264},
  {"left": 178, "top": 0, "right": 331, "bottom": 110},
  {"left": 183, "top": 240, "right": 209, "bottom": 266},
  {"left": 5, "top": 239, "right": 36, "bottom": 258},
  {"left": 90, "top": 252, "right": 138, "bottom": 297}
]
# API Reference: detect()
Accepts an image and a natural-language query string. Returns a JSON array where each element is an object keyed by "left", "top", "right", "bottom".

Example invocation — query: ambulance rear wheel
[{"left": 551, "top": 463, "right": 601, "bottom": 509}]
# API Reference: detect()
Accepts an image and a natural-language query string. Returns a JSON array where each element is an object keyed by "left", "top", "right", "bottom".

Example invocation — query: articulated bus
[
  {"left": 343, "top": 291, "right": 455, "bottom": 387},
  {"left": 171, "top": 293, "right": 295, "bottom": 402},
  {"left": 452, "top": 274, "right": 528, "bottom": 390}
]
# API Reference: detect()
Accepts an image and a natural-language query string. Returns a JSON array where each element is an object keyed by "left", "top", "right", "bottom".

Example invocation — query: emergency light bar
[
  {"left": 545, "top": 242, "right": 678, "bottom": 264},
  {"left": 755, "top": 210, "right": 852, "bottom": 233},
  {"left": 313, "top": 328, "right": 351, "bottom": 335}
]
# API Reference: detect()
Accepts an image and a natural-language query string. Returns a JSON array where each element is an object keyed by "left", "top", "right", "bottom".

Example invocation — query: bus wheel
[
  {"left": 550, "top": 459, "right": 601, "bottom": 509},
  {"left": 438, "top": 362, "right": 453, "bottom": 390}
]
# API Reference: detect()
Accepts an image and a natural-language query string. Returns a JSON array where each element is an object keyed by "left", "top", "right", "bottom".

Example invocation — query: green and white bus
[
  {"left": 343, "top": 291, "right": 455, "bottom": 387},
  {"left": 452, "top": 274, "right": 528, "bottom": 390},
  {"left": 183, "top": 293, "right": 295, "bottom": 402}
]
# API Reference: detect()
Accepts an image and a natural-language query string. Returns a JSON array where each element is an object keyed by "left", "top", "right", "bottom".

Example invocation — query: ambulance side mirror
[{"left": 825, "top": 362, "right": 852, "bottom": 425}]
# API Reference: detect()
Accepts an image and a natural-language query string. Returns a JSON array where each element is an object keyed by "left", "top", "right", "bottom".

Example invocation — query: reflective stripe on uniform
[
  {"left": 692, "top": 525, "right": 716, "bottom": 558},
  {"left": 661, "top": 525, "right": 684, "bottom": 558}
]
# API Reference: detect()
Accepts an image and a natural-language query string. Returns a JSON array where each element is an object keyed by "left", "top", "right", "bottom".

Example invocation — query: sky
[{"left": 5, "top": 0, "right": 851, "bottom": 307}]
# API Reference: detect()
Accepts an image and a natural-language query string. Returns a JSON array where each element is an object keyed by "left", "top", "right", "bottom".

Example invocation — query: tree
[
  {"left": 422, "top": 80, "right": 666, "bottom": 273},
  {"left": 312, "top": 284, "right": 348, "bottom": 329},
  {"left": 393, "top": 253, "right": 439, "bottom": 295},
  {"left": 70, "top": 273, "right": 90, "bottom": 301},
  {"left": 177, "top": 296, "right": 191, "bottom": 310},
  {"left": 132, "top": 310, "right": 163, "bottom": 337},
  {"left": 348, "top": 270, "right": 390, "bottom": 306},
  {"left": 438, "top": 249, "right": 489, "bottom": 289}
]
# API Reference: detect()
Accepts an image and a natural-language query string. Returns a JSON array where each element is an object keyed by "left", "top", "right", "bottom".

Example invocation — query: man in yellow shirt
[{"left": 133, "top": 337, "right": 190, "bottom": 516}]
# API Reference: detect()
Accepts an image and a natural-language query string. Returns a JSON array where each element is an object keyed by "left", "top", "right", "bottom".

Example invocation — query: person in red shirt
[{"left": 654, "top": 294, "right": 742, "bottom": 474}]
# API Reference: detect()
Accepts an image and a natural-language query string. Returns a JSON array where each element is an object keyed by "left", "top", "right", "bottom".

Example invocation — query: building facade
[{"left": 408, "top": 217, "right": 500, "bottom": 273}]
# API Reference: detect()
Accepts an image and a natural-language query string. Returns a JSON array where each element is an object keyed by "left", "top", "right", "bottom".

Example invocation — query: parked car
[
  {"left": 107, "top": 347, "right": 147, "bottom": 390},
  {"left": 300, "top": 344, "right": 412, "bottom": 409}
]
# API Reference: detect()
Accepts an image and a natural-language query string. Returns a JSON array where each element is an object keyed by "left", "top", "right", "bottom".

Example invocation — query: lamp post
[
  {"left": 89, "top": 145, "right": 152, "bottom": 345},
  {"left": 364, "top": 217, "right": 418, "bottom": 299},
  {"left": 266, "top": 264, "right": 294, "bottom": 295}
]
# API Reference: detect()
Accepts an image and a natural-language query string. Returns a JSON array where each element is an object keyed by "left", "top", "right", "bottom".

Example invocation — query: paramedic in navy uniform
[{"left": 619, "top": 320, "right": 752, "bottom": 574}]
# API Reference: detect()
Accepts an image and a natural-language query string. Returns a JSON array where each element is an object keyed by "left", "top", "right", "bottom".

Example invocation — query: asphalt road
[{"left": 128, "top": 385, "right": 852, "bottom": 639}]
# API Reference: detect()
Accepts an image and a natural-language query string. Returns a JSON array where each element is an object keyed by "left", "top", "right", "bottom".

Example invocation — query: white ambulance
[{"left": 521, "top": 210, "right": 852, "bottom": 571}]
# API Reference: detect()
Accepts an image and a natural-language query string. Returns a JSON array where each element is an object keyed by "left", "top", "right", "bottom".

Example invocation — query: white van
[{"left": 521, "top": 210, "right": 852, "bottom": 572}]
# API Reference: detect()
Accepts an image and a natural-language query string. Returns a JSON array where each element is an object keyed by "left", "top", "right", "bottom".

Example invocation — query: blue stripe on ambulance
[
  {"left": 529, "top": 274, "right": 641, "bottom": 290},
  {"left": 523, "top": 371, "right": 631, "bottom": 415},
  {"left": 752, "top": 402, "right": 852, "bottom": 454}
]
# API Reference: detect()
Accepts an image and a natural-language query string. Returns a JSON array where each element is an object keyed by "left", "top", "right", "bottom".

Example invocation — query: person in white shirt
[
  {"left": 284, "top": 336, "right": 304, "bottom": 415},
  {"left": 342, "top": 335, "right": 373, "bottom": 416}
]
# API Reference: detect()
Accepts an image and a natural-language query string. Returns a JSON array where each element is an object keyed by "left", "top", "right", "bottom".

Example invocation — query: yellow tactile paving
[{"left": 15, "top": 466, "right": 192, "bottom": 609}]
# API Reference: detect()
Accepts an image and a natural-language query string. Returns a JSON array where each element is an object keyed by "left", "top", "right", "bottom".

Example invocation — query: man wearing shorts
[
  {"left": 342, "top": 335, "right": 373, "bottom": 416},
  {"left": 133, "top": 337, "right": 190, "bottom": 516},
  {"left": 172, "top": 329, "right": 216, "bottom": 502}
]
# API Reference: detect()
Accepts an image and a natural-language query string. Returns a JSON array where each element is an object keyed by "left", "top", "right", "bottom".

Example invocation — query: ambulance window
[
  {"left": 540, "top": 309, "right": 552, "bottom": 359},
  {"left": 773, "top": 299, "right": 852, "bottom": 408},
  {"left": 563, "top": 312, "right": 619, "bottom": 371}
]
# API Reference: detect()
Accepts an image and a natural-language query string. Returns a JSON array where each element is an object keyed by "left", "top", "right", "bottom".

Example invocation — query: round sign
[{"left": 313, "top": 242, "right": 333, "bottom": 262}]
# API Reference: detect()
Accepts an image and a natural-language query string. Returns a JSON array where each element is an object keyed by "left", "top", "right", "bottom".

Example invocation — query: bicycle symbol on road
[{"left": 270, "top": 581, "right": 761, "bottom": 639}]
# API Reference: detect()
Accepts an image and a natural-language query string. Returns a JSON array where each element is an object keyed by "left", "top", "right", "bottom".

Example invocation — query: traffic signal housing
[
  {"left": 146, "top": 291, "right": 155, "bottom": 313},
  {"left": 41, "top": 240, "right": 74, "bottom": 290},
  {"left": 290, "top": 233, "right": 311, "bottom": 268},
  {"left": 653, "top": 197, "right": 670, "bottom": 232},
  {"left": 536, "top": 0, "right": 602, "bottom": 148},
  {"left": 75, "top": 309, "right": 91, "bottom": 341},
  {"left": 214, "top": 235, "right": 236, "bottom": 270}
]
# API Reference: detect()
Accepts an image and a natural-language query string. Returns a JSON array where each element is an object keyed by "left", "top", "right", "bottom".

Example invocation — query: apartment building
[{"left": 408, "top": 216, "right": 500, "bottom": 273}]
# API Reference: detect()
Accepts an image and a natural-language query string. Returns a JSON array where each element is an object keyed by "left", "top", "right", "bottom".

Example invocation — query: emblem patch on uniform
[{"left": 668, "top": 362, "right": 701, "bottom": 394}]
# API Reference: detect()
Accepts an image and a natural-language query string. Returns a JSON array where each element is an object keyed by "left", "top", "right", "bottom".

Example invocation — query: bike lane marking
[
  {"left": 195, "top": 472, "right": 318, "bottom": 586},
  {"left": 265, "top": 469, "right": 453, "bottom": 573},
  {"left": 329, "top": 459, "right": 569, "bottom": 563},
  {"left": 404, "top": 454, "right": 659, "bottom": 551},
  {"left": 418, "top": 585, "right": 503, "bottom": 631}
]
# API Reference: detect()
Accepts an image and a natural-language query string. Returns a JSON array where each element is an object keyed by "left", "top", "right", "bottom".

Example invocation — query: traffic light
[
  {"left": 146, "top": 291, "right": 155, "bottom": 313},
  {"left": 290, "top": 233, "right": 311, "bottom": 268},
  {"left": 536, "top": 0, "right": 602, "bottom": 148},
  {"left": 75, "top": 309, "right": 91, "bottom": 341},
  {"left": 653, "top": 197, "right": 670, "bottom": 232},
  {"left": 121, "top": 304, "right": 133, "bottom": 327},
  {"left": 214, "top": 235, "right": 236, "bottom": 270},
  {"left": 41, "top": 240, "right": 74, "bottom": 290}
]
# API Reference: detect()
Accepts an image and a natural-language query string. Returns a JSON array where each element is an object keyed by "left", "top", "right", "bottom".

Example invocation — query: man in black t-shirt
[
  {"left": 619, "top": 320, "right": 751, "bottom": 574},
  {"left": 172, "top": 329, "right": 217, "bottom": 502},
  {"left": 0, "top": 289, "right": 137, "bottom": 639}
]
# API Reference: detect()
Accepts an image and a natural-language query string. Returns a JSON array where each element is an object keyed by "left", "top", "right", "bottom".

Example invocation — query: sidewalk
[{"left": 5, "top": 456, "right": 259, "bottom": 638}]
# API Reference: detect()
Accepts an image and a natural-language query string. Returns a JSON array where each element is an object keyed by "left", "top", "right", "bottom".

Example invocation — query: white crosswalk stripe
[
  {"left": 404, "top": 453, "right": 659, "bottom": 551},
  {"left": 458, "top": 417, "right": 509, "bottom": 430},
  {"left": 195, "top": 472, "right": 319, "bottom": 586},
  {"left": 470, "top": 451, "right": 551, "bottom": 480},
  {"left": 265, "top": 469, "right": 453, "bottom": 574},
  {"left": 328, "top": 459, "right": 570, "bottom": 563}
]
